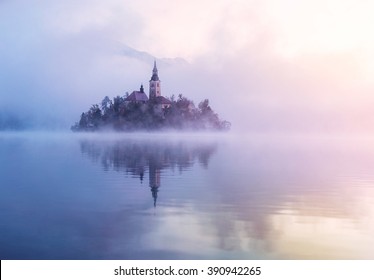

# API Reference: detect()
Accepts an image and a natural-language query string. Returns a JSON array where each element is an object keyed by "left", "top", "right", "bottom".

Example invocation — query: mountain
[{"left": 120, "top": 44, "right": 189, "bottom": 67}]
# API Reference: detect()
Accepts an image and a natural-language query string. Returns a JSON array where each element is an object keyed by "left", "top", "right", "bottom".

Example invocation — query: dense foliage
[{"left": 71, "top": 94, "right": 231, "bottom": 131}]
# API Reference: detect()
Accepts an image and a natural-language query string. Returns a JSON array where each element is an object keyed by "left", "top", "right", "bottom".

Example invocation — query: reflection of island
[{"left": 80, "top": 140, "right": 217, "bottom": 207}]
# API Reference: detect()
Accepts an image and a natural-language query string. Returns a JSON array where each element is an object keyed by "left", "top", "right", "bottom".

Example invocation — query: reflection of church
[
  {"left": 149, "top": 165, "right": 161, "bottom": 207},
  {"left": 135, "top": 160, "right": 160, "bottom": 207},
  {"left": 79, "top": 140, "right": 217, "bottom": 207}
]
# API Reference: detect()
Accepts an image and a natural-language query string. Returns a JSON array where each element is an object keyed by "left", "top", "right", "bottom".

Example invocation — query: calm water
[{"left": 0, "top": 132, "right": 374, "bottom": 259}]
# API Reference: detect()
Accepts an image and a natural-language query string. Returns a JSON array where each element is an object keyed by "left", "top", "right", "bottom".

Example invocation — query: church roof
[
  {"left": 155, "top": 96, "right": 171, "bottom": 104},
  {"left": 125, "top": 91, "right": 149, "bottom": 102},
  {"left": 150, "top": 74, "right": 159, "bottom": 81}
]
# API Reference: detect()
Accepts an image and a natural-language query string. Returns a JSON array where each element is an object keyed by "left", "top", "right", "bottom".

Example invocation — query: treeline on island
[{"left": 71, "top": 94, "right": 231, "bottom": 131}]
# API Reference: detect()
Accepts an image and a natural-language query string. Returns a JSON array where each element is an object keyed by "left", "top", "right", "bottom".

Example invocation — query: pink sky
[{"left": 1, "top": 0, "right": 373, "bottom": 132}]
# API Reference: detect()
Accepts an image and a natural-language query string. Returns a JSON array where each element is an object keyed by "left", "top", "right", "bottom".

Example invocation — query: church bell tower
[{"left": 149, "top": 61, "right": 161, "bottom": 99}]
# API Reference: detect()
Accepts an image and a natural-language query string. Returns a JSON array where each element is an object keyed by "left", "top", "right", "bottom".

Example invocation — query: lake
[{"left": 0, "top": 132, "right": 373, "bottom": 259}]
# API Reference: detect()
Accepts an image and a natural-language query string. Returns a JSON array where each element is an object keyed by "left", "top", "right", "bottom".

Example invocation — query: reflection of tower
[
  {"left": 149, "top": 164, "right": 161, "bottom": 207},
  {"left": 149, "top": 61, "right": 161, "bottom": 99},
  {"left": 139, "top": 166, "right": 144, "bottom": 183}
]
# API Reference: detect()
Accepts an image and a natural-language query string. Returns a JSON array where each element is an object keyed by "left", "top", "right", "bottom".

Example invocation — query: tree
[
  {"left": 78, "top": 113, "right": 87, "bottom": 129},
  {"left": 101, "top": 96, "right": 112, "bottom": 114},
  {"left": 112, "top": 96, "right": 124, "bottom": 113},
  {"left": 87, "top": 104, "right": 102, "bottom": 128},
  {"left": 198, "top": 99, "right": 212, "bottom": 114}
]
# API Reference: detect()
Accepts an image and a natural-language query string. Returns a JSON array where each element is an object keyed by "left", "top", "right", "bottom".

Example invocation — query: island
[{"left": 71, "top": 61, "right": 231, "bottom": 132}]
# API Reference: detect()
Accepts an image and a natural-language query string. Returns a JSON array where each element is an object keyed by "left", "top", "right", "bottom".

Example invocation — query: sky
[{"left": 1, "top": 0, "right": 374, "bottom": 132}]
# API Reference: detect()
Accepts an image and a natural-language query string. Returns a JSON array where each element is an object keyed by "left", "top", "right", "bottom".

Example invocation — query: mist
[{"left": 1, "top": 0, "right": 374, "bottom": 133}]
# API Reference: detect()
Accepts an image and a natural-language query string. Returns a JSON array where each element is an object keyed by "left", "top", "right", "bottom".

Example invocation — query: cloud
[{"left": 0, "top": 0, "right": 374, "bottom": 132}]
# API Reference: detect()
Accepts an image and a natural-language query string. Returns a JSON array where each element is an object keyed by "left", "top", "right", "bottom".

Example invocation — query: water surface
[{"left": 0, "top": 132, "right": 373, "bottom": 259}]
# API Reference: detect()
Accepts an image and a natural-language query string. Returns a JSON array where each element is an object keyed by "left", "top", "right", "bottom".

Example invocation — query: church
[
  {"left": 125, "top": 61, "right": 171, "bottom": 109},
  {"left": 72, "top": 59, "right": 230, "bottom": 132}
]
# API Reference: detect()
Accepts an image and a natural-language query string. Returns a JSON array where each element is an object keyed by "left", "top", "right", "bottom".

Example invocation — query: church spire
[
  {"left": 149, "top": 60, "right": 161, "bottom": 98},
  {"left": 150, "top": 60, "right": 159, "bottom": 81}
]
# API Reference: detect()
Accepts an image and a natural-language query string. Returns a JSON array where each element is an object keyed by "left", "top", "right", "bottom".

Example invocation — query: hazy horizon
[{"left": 1, "top": 0, "right": 374, "bottom": 133}]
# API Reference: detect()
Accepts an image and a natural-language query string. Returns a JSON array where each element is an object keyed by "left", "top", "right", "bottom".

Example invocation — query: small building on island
[{"left": 125, "top": 84, "right": 148, "bottom": 104}]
